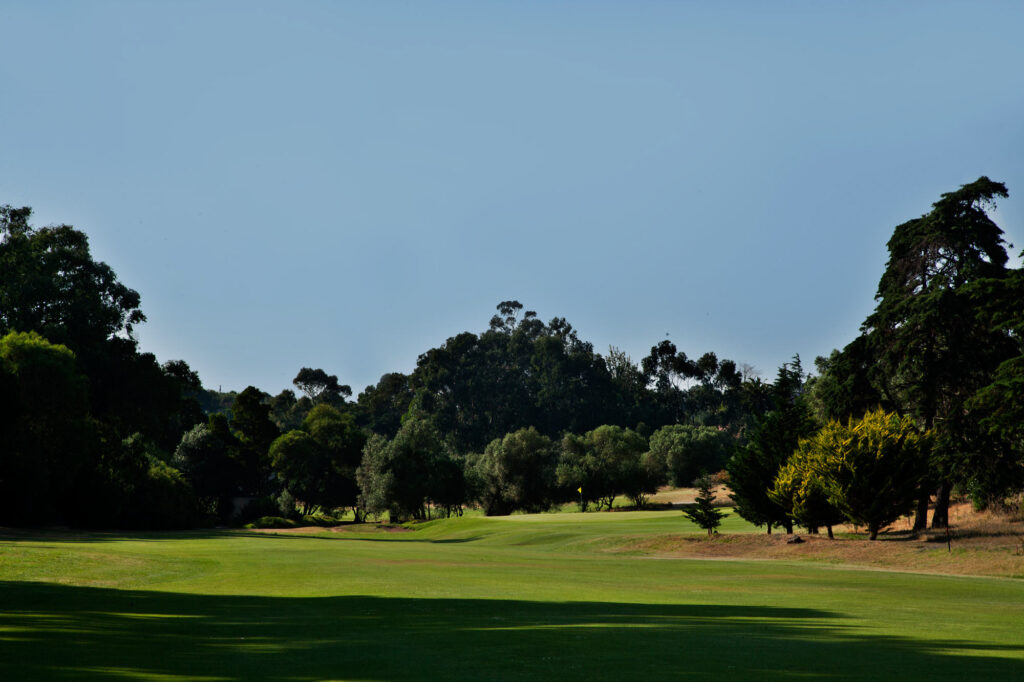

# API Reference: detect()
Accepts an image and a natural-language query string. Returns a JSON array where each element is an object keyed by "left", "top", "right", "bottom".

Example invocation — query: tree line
[
  {"left": 2, "top": 176, "right": 1022, "bottom": 534},
  {"left": 729, "top": 177, "right": 1024, "bottom": 538}
]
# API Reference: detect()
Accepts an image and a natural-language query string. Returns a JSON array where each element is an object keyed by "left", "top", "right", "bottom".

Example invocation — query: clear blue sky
[{"left": 4, "top": 1, "right": 1023, "bottom": 395}]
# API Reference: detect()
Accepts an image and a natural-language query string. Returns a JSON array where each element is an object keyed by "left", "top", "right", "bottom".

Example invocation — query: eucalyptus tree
[{"left": 411, "top": 301, "right": 617, "bottom": 453}]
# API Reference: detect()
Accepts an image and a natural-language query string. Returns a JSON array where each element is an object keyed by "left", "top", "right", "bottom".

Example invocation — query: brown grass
[
  {"left": 607, "top": 500, "right": 1024, "bottom": 579},
  {"left": 648, "top": 484, "right": 734, "bottom": 506}
]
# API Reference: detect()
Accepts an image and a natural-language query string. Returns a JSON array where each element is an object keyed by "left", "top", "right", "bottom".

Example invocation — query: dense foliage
[
  {"left": 3, "top": 177, "right": 1023, "bottom": 532},
  {"left": 775, "top": 410, "right": 930, "bottom": 539}
]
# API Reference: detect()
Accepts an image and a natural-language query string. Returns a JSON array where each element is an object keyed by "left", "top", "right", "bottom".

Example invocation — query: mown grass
[{"left": 2, "top": 511, "right": 1023, "bottom": 680}]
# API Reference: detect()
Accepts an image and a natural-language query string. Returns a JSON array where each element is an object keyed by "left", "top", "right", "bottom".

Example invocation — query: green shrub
[
  {"left": 798, "top": 409, "right": 930, "bottom": 540},
  {"left": 244, "top": 516, "right": 299, "bottom": 529},
  {"left": 301, "top": 513, "right": 343, "bottom": 527},
  {"left": 233, "top": 496, "right": 280, "bottom": 526}
]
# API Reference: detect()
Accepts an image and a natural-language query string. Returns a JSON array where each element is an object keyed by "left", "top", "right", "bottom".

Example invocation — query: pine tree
[{"left": 683, "top": 474, "right": 727, "bottom": 537}]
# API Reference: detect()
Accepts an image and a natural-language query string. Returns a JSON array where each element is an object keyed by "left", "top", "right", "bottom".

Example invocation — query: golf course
[{"left": 3, "top": 509, "right": 1023, "bottom": 680}]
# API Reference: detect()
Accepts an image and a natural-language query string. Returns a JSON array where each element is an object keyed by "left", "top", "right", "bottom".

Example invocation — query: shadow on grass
[
  {"left": 0, "top": 527, "right": 500, "bottom": 548},
  {"left": 1, "top": 581, "right": 1022, "bottom": 681}
]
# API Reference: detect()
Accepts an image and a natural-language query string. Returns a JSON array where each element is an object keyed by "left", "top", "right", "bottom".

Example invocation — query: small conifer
[{"left": 683, "top": 474, "right": 727, "bottom": 537}]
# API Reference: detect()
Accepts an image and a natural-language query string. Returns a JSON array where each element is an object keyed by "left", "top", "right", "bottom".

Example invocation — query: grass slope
[{"left": 2, "top": 512, "right": 1023, "bottom": 680}]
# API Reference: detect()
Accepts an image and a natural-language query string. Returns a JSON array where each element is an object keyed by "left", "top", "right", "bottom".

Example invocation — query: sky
[{"left": 3, "top": 1, "right": 1024, "bottom": 395}]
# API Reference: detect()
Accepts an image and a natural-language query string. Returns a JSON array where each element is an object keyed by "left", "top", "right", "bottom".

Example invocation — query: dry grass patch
[
  {"left": 647, "top": 484, "right": 733, "bottom": 506},
  {"left": 608, "top": 501, "right": 1024, "bottom": 579}
]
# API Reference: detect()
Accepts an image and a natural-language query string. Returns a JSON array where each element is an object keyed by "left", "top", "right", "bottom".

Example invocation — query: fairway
[{"left": 3, "top": 513, "right": 1024, "bottom": 681}]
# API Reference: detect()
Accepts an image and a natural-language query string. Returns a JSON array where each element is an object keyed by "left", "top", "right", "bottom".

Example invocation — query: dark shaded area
[
  {"left": 0, "top": 527, "right": 486, "bottom": 546},
  {"left": 1, "top": 581, "right": 1022, "bottom": 680}
]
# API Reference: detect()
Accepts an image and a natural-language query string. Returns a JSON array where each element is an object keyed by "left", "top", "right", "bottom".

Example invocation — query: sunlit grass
[{"left": 2, "top": 512, "right": 1023, "bottom": 680}]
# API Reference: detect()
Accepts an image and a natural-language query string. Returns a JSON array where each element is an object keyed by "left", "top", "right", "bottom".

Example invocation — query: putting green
[{"left": 2, "top": 512, "right": 1022, "bottom": 680}]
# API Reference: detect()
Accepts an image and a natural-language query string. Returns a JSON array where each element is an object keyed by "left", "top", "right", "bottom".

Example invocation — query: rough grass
[{"left": 1, "top": 501, "right": 1023, "bottom": 680}]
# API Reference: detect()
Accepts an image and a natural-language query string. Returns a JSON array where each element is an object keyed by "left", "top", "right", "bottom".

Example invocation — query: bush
[
  {"left": 233, "top": 496, "right": 281, "bottom": 526},
  {"left": 244, "top": 516, "right": 299, "bottom": 529},
  {"left": 132, "top": 459, "right": 206, "bottom": 529},
  {"left": 799, "top": 409, "right": 930, "bottom": 540},
  {"left": 301, "top": 512, "right": 344, "bottom": 527},
  {"left": 276, "top": 489, "right": 301, "bottom": 520}
]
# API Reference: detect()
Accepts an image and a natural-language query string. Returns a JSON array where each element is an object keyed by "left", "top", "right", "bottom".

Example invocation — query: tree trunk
[
  {"left": 783, "top": 519, "right": 794, "bottom": 534},
  {"left": 931, "top": 481, "right": 951, "bottom": 529},
  {"left": 912, "top": 485, "right": 929, "bottom": 531},
  {"left": 766, "top": 523, "right": 772, "bottom": 535},
  {"left": 869, "top": 524, "right": 879, "bottom": 541},
  {"left": 826, "top": 525, "right": 834, "bottom": 540}
]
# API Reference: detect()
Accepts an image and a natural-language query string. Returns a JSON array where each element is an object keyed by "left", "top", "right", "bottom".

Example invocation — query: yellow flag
[{"left": 577, "top": 487, "right": 582, "bottom": 494}]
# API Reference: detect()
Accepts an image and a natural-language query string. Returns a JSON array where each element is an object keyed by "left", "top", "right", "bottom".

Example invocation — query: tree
[
  {"left": 808, "top": 335, "right": 884, "bottom": 424},
  {"left": 410, "top": 302, "right": 622, "bottom": 454},
  {"left": 800, "top": 409, "right": 930, "bottom": 540},
  {"left": 301, "top": 404, "right": 367, "bottom": 517},
  {"left": 862, "top": 177, "right": 1015, "bottom": 528},
  {"left": 556, "top": 425, "right": 648, "bottom": 511},
  {"left": 230, "top": 387, "right": 280, "bottom": 496},
  {"left": 623, "top": 450, "right": 667, "bottom": 509},
  {"left": 0, "top": 205, "right": 203, "bottom": 454},
  {"left": 605, "top": 346, "right": 648, "bottom": 430},
  {"left": 356, "top": 414, "right": 463, "bottom": 522},
  {"left": 467, "top": 427, "right": 557, "bottom": 516},
  {"left": 641, "top": 340, "right": 698, "bottom": 424},
  {"left": 964, "top": 266, "right": 1024, "bottom": 504},
  {"left": 769, "top": 442, "right": 845, "bottom": 538},
  {"left": 682, "top": 474, "right": 727, "bottom": 536},
  {"left": 647, "top": 424, "right": 728, "bottom": 487},
  {"left": 172, "top": 418, "right": 242, "bottom": 522},
  {"left": 293, "top": 367, "right": 352, "bottom": 405},
  {"left": 727, "top": 357, "right": 816, "bottom": 534},
  {"left": 356, "top": 372, "right": 413, "bottom": 439},
  {"left": 268, "top": 431, "right": 324, "bottom": 516},
  {"left": 111, "top": 434, "right": 203, "bottom": 530},
  {"left": 0, "top": 206, "right": 144, "bottom": 349},
  {"left": 267, "top": 389, "right": 308, "bottom": 432},
  {"left": 0, "top": 331, "right": 95, "bottom": 524},
  {"left": 268, "top": 404, "right": 368, "bottom": 519}
]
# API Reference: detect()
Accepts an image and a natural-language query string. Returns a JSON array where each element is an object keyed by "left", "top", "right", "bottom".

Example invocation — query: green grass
[{"left": 2, "top": 511, "right": 1023, "bottom": 680}]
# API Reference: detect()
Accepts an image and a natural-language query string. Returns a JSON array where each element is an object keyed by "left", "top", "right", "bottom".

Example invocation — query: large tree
[
  {"left": 411, "top": 302, "right": 619, "bottom": 453},
  {"left": 963, "top": 264, "right": 1024, "bottom": 502},
  {"left": 0, "top": 206, "right": 144, "bottom": 348},
  {"left": 0, "top": 331, "right": 94, "bottom": 524},
  {"left": 647, "top": 424, "right": 728, "bottom": 487},
  {"left": 799, "top": 410, "right": 930, "bottom": 540},
  {"left": 0, "top": 205, "right": 202, "bottom": 449},
  {"left": 293, "top": 367, "right": 352, "bottom": 405},
  {"left": 556, "top": 425, "right": 648, "bottom": 511},
  {"left": 230, "top": 387, "right": 280, "bottom": 496},
  {"left": 356, "top": 372, "right": 413, "bottom": 439},
  {"left": 172, "top": 419, "right": 242, "bottom": 523},
  {"left": 862, "top": 177, "right": 1015, "bottom": 528},
  {"left": 356, "top": 414, "right": 463, "bottom": 522},
  {"left": 467, "top": 427, "right": 557, "bottom": 516}
]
